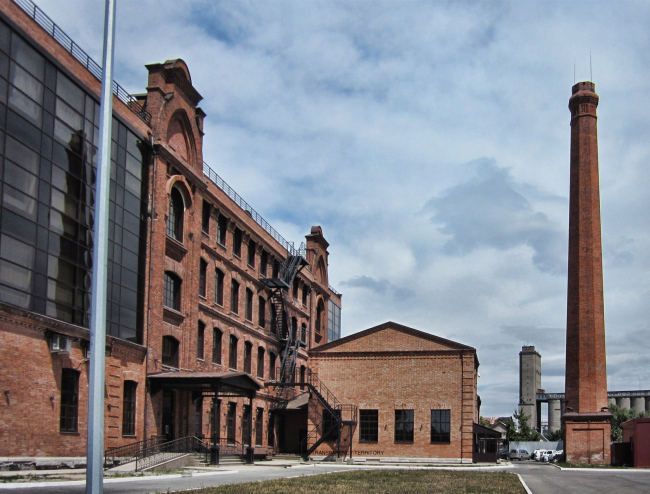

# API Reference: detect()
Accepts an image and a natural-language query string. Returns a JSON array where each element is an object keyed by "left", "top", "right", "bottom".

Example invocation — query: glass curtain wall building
[{"left": 0, "top": 19, "right": 148, "bottom": 343}]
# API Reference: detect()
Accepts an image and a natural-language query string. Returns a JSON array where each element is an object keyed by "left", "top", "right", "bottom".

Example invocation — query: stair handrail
[
  {"left": 134, "top": 436, "right": 210, "bottom": 471},
  {"left": 218, "top": 437, "right": 246, "bottom": 456},
  {"left": 103, "top": 435, "right": 166, "bottom": 469}
]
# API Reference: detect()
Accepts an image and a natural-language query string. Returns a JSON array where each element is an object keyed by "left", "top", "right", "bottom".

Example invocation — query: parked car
[
  {"left": 531, "top": 449, "right": 544, "bottom": 460},
  {"left": 499, "top": 449, "right": 510, "bottom": 460},
  {"left": 552, "top": 450, "right": 565, "bottom": 463},
  {"left": 536, "top": 450, "right": 554, "bottom": 462},
  {"left": 509, "top": 449, "right": 530, "bottom": 461}
]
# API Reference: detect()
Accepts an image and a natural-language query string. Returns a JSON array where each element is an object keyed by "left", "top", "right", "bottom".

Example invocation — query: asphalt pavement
[{"left": 513, "top": 460, "right": 650, "bottom": 494}]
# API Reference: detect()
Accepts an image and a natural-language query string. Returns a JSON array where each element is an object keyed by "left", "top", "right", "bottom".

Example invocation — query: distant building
[{"left": 519, "top": 346, "right": 541, "bottom": 430}]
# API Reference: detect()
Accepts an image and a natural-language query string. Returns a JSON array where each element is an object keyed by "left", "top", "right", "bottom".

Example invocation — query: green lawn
[{"left": 171, "top": 469, "right": 525, "bottom": 494}]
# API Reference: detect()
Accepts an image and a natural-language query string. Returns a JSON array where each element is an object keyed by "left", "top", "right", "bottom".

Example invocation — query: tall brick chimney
[{"left": 562, "top": 81, "right": 612, "bottom": 464}]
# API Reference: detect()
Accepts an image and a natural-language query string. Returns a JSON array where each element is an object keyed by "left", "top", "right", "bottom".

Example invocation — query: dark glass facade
[{"left": 0, "top": 20, "right": 148, "bottom": 343}]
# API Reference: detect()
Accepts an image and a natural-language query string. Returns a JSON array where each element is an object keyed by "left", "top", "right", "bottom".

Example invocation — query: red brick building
[
  {"left": 0, "top": 0, "right": 482, "bottom": 465},
  {"left": 307, "top": 322, "right": 479, "bottom": 462},
  {"left": 0, "top": 0, "right": 341, "bottom": 458}
]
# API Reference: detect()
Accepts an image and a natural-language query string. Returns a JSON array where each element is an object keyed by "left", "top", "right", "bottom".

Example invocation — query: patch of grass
[
  {"left": 556, "top": 462, "right": 629, "bottom": 469},
  {"left": 168, "top": 469, "right": 525, "bottom": 494}
]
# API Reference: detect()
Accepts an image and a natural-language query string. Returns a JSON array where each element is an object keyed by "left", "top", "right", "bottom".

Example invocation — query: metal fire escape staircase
[
  {"left": 260, "top": 244, "right": 309, "bottom": 398},
  {"left": 268, "top": 367, "right": 357, "bottom": 459}
]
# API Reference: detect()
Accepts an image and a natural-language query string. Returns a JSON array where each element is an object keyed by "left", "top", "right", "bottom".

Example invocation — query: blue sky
[{"left": 33, "top": 0, "right": 650, "bottom": 418}]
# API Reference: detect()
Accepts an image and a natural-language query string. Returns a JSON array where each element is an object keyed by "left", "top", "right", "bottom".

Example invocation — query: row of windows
[
  {"left": 162, "top": 333, "right": 285, "bottom": 381},
  {"left": 167, "top": 266, "right": 310, "bottom": 341},
  {"left": 177, "top": 195, "right": 313, "bottom": 303},
  {"left": 358, "top": 409, "right": 451, "bottom": 444},
  {"left": 220, "top": 402, "right": 267, "bottom": 447},
  {"left": 60, "top": 368, "right": 136, "bottom": 436}
]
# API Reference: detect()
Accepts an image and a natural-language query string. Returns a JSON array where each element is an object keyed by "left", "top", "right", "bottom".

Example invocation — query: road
[{"left": 513, "top": 461, "right": 650, "bottom": 494}]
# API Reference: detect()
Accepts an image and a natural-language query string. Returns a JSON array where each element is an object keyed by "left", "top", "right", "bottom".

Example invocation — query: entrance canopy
[{"left": 149, "top": 371, "right": 261, "bottom": 398}]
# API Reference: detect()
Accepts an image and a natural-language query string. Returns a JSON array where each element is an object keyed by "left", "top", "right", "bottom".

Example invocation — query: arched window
[
  {"left": 316, "top": 299, "right": 325, "bottom": 334},
  {"left": 258, "top": 296, "right": 266, "bottom": 328},
  {"left": 214, "top": 269, "right": 224, "bottom": 306},
  {"left": 257, "top": 347, "right": 265, "bottom": 379},
  {"left": 167, "top": 187, "right": 184, "bottom": 241},
  {"left": 231, "top": 279, "right": 240, "bottom": 314},
  {"left": 301, "top": 323, "right": 307, "bottom": 343},
  {"left": 199, "top": 259, "right": 207, "bottom": 298},
  {"left": 162, "top": 336, "right": 179, "bottom": 368},
  {"left": 164, "top": 272, "right": 181, "bottom": 311},
  {"left": 245, "top": 288, "right": 253, "bottom": 322},
  {"left": 269, "top": 352, "right": 276, "bottom": 381},
  {"left": 229, "top": 335, "right": 238, "bottom": 370},
  {"left": 212, "top": 328, "right": 222, "bottom": 365},
  {"left": 197, "top": 321, "right": 205, "bottom": 359}
]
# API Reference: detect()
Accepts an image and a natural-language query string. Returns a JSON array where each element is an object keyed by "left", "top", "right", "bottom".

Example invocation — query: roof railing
[
  {"left": 203, "top": 161, "right": 306, "bottom": 259},
  {"left": 13, "top": 0, "right": 152, "bottom": 125}
]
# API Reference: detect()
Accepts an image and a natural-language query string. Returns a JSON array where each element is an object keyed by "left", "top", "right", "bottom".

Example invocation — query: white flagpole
[{"left": 86, "top": 0, "right": 116, "bottom": 492}]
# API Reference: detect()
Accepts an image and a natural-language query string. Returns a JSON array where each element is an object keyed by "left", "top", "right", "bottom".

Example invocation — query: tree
[
  {"left": 479, "top": 416, "right": 490, "bottom": 428},
  {"left": 513, "top": 408, "right": 542, "bottom": 442},
  {"left": 609, "top": 403, "right": 650, "bottom": 442},
  {"left": 546, "top": 428, "right": 563, "bottom": 442}
]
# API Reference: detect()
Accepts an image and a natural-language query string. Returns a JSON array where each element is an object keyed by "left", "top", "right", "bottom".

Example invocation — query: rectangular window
[
  {"left": 122, "top": 381, "right": 137, "bottom": 436},
  {"left": 197, "top": 322, "right": 205, "bottom": 360},
  {"left": 194, "top": 399, "right": 203, "bottom": 437},
  {"left": 162, "top": 336, "right": 179, "bottom": 368},
  {"left": 230, "top": 279, "right": 239, "bottom": 314},
  {"left": 395, "top": 410, "right": 414, "bottom": 443},
  {"left": 302, "top": 286, "right": 308, "bottom": 306},
  {"left": 217, "top": 215, "right": 227, "bottom": 246},
  {"left": 199, "top": 259, "right": 207, "bottom": 298},
  {"left": 292, "top": 278, "right": 299, "bottom": 299},
  {"left": 257, "top": 347, "right": 265, "bottom": 379},
  {"left": 201, "top": 200, "right": 210, "bottom": 234},
  {"left": 247, "top": 239, "right": 255, "bottom": 267},
  {"left": 233, "top": 228, "right": 242, "bottom": 257},
  {"left": 60, "top": 369, "right": 79, "bottom": 432},
  {"left": 258, "top": 297, "right": 266, "bottom": 328},
  {"left": 245, "top": 288, "right": 253, "bottom": 322},
  {"left": 242, "top": 405, "right": 251, "bottom": 446},
  {"left": 214, "top": 269, "right": 224, "bottom": 306},
  {"left": 430, "top": 410, "right": 451, "bottom": 444},
  {"left": 255, "top": 408, "right": 264, "bottom": 446},
  {"left": 244, "top": 341, "right": 252, "bottom": 374},
  {"left": 227, "top": 403, "right": 236, "bottom": 444},
  {"left": 229, "top": 335, "right": 237, "bottom": 370},
  {"left": 359, "top": 410, "right": 378, "bottom": 443},
  {"left": 260, "top": 250, "right": 268, "bottom": 277},
  {"left": 212, "top": 329, "right": 222, "bottom": 365}
]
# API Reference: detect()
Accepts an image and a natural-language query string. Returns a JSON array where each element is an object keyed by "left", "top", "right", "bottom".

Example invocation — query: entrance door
[{"left": 162, "top": 390, "right": 175, "bottom": 441}]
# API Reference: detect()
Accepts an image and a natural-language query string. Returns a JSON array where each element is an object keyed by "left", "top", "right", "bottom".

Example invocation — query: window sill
[
  {"left": 122, "top": 434, "right": 138, "bottom": 438},
  {"left": 217, "top": 241, "right": 226, "bottom": 248},
  {"left": 214, "top": 302, "right": 224, "bottom": 308},
  {"left": 230, "top": 311, "right": 239, "bottom": 317},
  {"left": 245, "top": 318, "right": 253, "bottom": 323},
  {"left": 358, "top": 440, "right": 379, "bottom": 444},
  {"left": 247, "top": 263, "right": 255, "bottom": 269},
  {"left": 197, "top": 358, "right": 205, "bottom": 362},
  {"left": 165, "top": 235, "right": 187, "bottom": 262},
  {"left": 60, "top": 431, "right": 80, "bottom": 435},
  {"left": 212, "top": 362, "right": 222, "bottom": 367},
  {"left": 201, "top": 230, "right": 209, "bottom": 237},
  {"left": 199, "top": 295, "right": 207, "bottom": 301},
  {"left": 233, "top": 253, "right": 242, "bottom": 260},
  {"left": 394, "top": 441, "right": 414, "bottom": 444},
  {"left": 163, "top": 306, "right": 185, "bottom": 326}
]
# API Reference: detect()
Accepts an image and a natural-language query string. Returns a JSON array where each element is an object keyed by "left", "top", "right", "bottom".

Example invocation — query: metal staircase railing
[
  {"left": 267, "top": 368, "right": 358, "bottom": 458},
  {"left": 103, "top": 436, "right": 166, "bottom": 469},
  {"left": 134, "top": 436, "right": 210, "bottom": 471},
  {"left": 218, "top": 438, "right": 246, "bottom": 457}
]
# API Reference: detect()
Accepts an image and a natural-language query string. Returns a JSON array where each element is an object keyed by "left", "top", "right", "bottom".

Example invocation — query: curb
[{"left": 0, "top": 470, "right": 238, "bottom": 490}]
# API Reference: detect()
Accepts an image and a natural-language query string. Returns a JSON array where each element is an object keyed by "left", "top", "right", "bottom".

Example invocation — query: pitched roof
[{"left": 310, "top": 321, "right": 475, "bottom": 354}]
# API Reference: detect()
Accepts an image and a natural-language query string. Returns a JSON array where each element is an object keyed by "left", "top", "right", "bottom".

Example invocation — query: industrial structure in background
[{"left": 518, "top": 346, "right": 541, "bottom": 431}]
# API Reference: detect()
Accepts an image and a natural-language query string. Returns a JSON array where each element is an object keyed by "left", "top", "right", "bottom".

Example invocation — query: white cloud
[{"left": 33, "top": 0, "right": 650, "bottom": 418}]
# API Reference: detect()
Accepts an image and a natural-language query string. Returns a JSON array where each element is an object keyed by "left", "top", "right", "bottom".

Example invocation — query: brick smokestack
[{"left": 563, "top": 81, "right": 611, "bottom": 464}]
